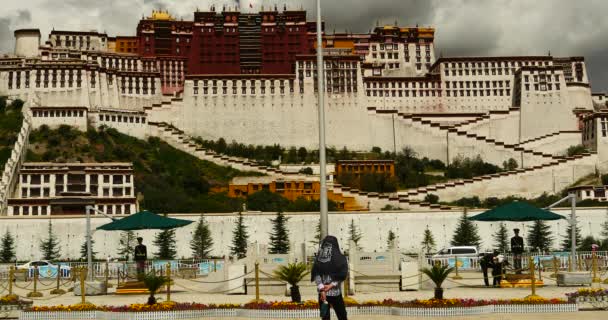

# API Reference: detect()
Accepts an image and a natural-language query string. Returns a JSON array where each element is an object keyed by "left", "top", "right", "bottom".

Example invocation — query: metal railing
[
  {"left": 419, "top": 250, "right": 608, "bottom": 271},
  {"left": 0, "top": 259, "right": 225, "bottom": 279}
]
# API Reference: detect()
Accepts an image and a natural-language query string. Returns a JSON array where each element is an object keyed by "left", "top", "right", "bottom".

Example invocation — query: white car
[
  {"left": 432, "top": 246, "right": 478, "bottom": 258},
  {"left": 17, "top": 260, "right": 71, "bottom": 271}
]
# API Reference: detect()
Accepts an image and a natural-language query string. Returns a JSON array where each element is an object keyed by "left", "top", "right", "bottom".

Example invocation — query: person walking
[{"left": 311, "top": 235, "right": 348, "bottom": 320}]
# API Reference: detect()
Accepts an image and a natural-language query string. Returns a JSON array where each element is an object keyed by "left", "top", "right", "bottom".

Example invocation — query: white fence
[{"left": 18, "top": 304, "right": 578, "bottom": 319}]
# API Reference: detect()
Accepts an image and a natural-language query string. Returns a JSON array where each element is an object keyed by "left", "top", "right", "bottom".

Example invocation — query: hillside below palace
[{"left": 1, "top": 7, "right": 608, "bottom": 215}]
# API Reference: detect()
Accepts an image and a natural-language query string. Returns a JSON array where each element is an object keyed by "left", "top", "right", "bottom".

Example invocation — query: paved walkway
[
  {"left": 15, "top": 273, "right": 606, "bottom": 307},
  {"left": 7, "top": 273, "right": 608, "bottom": 319},
  {"left": 226, "top": 313, "right": 607, "bottom": 320}
]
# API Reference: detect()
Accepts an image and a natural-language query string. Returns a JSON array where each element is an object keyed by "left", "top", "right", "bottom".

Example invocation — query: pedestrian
[
  {"left": 479, "top": 250, "right": 496, "bottom": 287},
  {"left": 311, "top": 235, "right": 348, "bottom": 320}
]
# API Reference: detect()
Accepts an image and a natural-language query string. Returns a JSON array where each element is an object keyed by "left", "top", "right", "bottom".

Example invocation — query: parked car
[
  {"left": 432, "top": 246, "right": 478, "bottom": 258},
  {"left": 17, "top": 260, "right": 71, "bottom": 278}
]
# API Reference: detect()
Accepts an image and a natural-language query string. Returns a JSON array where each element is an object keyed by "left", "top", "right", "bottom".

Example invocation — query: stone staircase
[
  {"left": 395, "top": 151, "right": 597, "bottom": 203},
  {"left": 369, "top": 107, "right": 561, "bottom": 166},
  {"left": 515, "top": 130, "right": 582, "bottom": 147}
]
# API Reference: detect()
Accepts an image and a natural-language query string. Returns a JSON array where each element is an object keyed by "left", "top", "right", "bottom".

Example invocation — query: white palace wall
[{"left": 1, "top": 208, "right": 605, "bottom": 261}]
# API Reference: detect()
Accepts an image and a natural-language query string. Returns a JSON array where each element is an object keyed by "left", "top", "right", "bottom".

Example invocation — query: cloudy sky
[{"left": 1, "top": 0, "right": 607, "bottom": 91}]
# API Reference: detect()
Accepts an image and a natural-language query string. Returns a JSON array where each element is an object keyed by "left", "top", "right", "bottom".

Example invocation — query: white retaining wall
[{"left": 0, "top": 207, "right": 605, "bottom": 261}]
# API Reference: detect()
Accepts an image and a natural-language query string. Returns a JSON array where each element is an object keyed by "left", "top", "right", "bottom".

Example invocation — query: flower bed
[
  {"left": 0, "top": 294, "right": 33, "bottom": 311},
  {"left": 566, "top": 288, "right": 608, "bottom": 303},
  {"left": 20, "top": 298, "right": 577, "bottom": 319}
]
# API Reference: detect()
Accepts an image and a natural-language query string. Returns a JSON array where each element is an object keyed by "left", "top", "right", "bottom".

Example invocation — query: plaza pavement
[{"left": 8, "top": 272, "right": 608, "bottom": 319}]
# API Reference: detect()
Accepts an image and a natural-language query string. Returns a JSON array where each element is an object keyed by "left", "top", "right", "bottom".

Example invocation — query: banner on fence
[{"left": 447, "top": 257, "right": 472, "bottom": 269}]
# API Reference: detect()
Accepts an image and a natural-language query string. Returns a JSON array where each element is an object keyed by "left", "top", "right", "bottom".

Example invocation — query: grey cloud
[
  {"left": 0, "top": 10, "right": 31, "bottom": 53},
  {"left": 0, "top": 0, "right": 606, "bottom": 90}
]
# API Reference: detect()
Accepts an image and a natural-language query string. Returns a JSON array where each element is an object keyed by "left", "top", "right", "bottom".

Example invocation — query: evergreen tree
[
  {"left": 493, "top": 222, "right": 509, "bottom": 252},
  {"left": 387, "top": 230, "right": 397, "bottom": 249},
  {"left": 561, "top": 223, "right": 582, "bottom": 251},
  {"left": 348, "top": 219, "right": 363, "bottom": 250},
  {"left": 0, "top": 230, "right": 15, "bottom": 263},
  {"left": 117, "top": 231, "right": 137, "bottom": 261},
  {"left": 269, "top": 211, "right": 290, "bottom": 254},
  {"left": 39, "top": 220, "right": 61, "bottom": 260},
  {"left": 310, "top": 220, "right": 322, "bottom": 246},
  {"left": 450, "top": 210, "right": 481, "bottom": 247},
  {"left": 190, "top": 215, "right": 214, "bottom": 259},
  {"left": 80, "top": 238, "right": 97, "bottom": 260},
  {"left": 526, "top": 220, "right": 553, "bottom": 252},
  {"left": 154, "top": 229, "right": 177, "bottom": 260},
  {"left": 421, "top": 227, "right": 436, "bottom": 254},
  {"left": 601, "top": 211, "right": 608, "bottom": 240},
  {"left": 598, "top": 212, "right": 608, "bottom": 251},
  {"left": 230, "top": 212, "right": 249, "bottom": 259}
]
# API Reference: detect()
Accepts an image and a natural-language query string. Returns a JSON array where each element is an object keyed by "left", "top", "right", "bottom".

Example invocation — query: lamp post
[
  {"left": 84, "top": 205, "right": 116, "bottom": 280},
  {"left": 545, "top": 193, "right": 578, "bottom": 271},
  {"left": 316, "top": 0, "right": 328, "bottom": 238}
]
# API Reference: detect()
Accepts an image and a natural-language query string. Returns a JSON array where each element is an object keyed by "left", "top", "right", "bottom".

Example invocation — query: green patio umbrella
[
  {"left": 468, "top": 201, "right": 565, "bottom": 222},
  {"left": 97, "top": 210, "right": 193, "bottom": 231}
]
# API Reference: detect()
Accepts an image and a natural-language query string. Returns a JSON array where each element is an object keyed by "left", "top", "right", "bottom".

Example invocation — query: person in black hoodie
[
  {"left": 311, "top": 235, "right": 348, "bottom": 320},
  {"left": 479, "top": 251, "right": 496, "bottom": 287}
]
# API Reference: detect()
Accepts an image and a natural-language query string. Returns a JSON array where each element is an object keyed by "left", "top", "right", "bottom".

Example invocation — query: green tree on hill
[
  {"left": 0, "top": 230, "right": 15, "bottom": 263},
  {"left": 190, "top": 215, "right": 214, "bottom": 259},
  {"left": 421, "top": 227, "right": 436, "bottom": 254},
  {"left": 493, "top": 222, "right": 509, "bottom": 252},
  {"left": 527, "top": 220, "right": 553, "bottom": 253},
  {"left": 561, "top": 223, "right": 582, "bottom": 251},
  {"left": 230, "top": 212, "right": 249, "bottom": 259},
  {"left": 154, "top": 226, "right": 177, "bottom": 260},
  {"left": 80, "top": 238, "right": 97, "bottom": 260},
  {"left": 311, "top": 220, "right": 322, "bottom": 246},
  {"left": 269, "top": 211, "right": 290, "bottom": 254},
  {"left": 348, "top": 219, "right": 363, "bottom": 250},
  {"left": 451, "top": 210, "right": 481, "bottom": 247},
  {"left": 40, "top": 220, "right": 61, "bottom": 260}
]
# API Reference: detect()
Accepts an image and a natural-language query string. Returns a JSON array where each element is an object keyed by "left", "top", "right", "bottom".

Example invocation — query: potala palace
[
  {"left": 0, "top": 7, "right": 605, "bottom": 232},
  {"left": 1, "top": 6, "right": 608, "bottom": 258}
]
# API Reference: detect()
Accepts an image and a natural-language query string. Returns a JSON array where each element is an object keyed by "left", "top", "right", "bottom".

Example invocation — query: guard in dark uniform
[
  {"left": 479, "top": 251, "right": 496, "bottom": 287},
  {"left": 134, "top": 237, "right": 147, "bottom": 276},
  {"left": 510, "top": 228, "right": 524, "bottom": 274}
]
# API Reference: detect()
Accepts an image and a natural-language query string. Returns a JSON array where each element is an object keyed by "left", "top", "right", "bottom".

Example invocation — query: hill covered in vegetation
[
  {"left": 26, "top": 125, "right": 328, "bottom": 213},
  {"left": 26, "top": 125, "right": 261, "bottom": 213},
  {"left": 0, "top": 97, "right": 24, "bottom": 169}
]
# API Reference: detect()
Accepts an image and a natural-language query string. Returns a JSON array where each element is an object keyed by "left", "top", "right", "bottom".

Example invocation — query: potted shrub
[
  {"left": 142, "top": 274, "right": 168, "bottom": 305},
  {"left": 273, "top": 262, "right": 309, "bottom": 303},
  {"left": 420, "top": 263, "right": 454, "bottom": 300}
]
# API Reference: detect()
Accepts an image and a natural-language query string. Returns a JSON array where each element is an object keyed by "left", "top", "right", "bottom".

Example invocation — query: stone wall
[{"left": 0, "top": 207, "right": 604, "bottom": 261}]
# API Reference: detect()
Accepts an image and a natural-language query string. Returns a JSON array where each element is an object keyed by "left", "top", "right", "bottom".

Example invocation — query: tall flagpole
[{"left": 315, "top": 0, "right": 328, "bottom": 239}]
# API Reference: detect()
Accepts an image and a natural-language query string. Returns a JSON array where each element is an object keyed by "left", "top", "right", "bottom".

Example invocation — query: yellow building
[
  {"left": 115, "top": 36, "right": 138, "bottom": 53},
  {"left": 228, "top": 176, "right": 365, "bottom": 211}
]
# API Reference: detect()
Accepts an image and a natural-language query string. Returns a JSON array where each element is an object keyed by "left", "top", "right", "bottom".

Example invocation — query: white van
[{"left": 432, "top": 246, "right": 478, "bottom": 258}]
